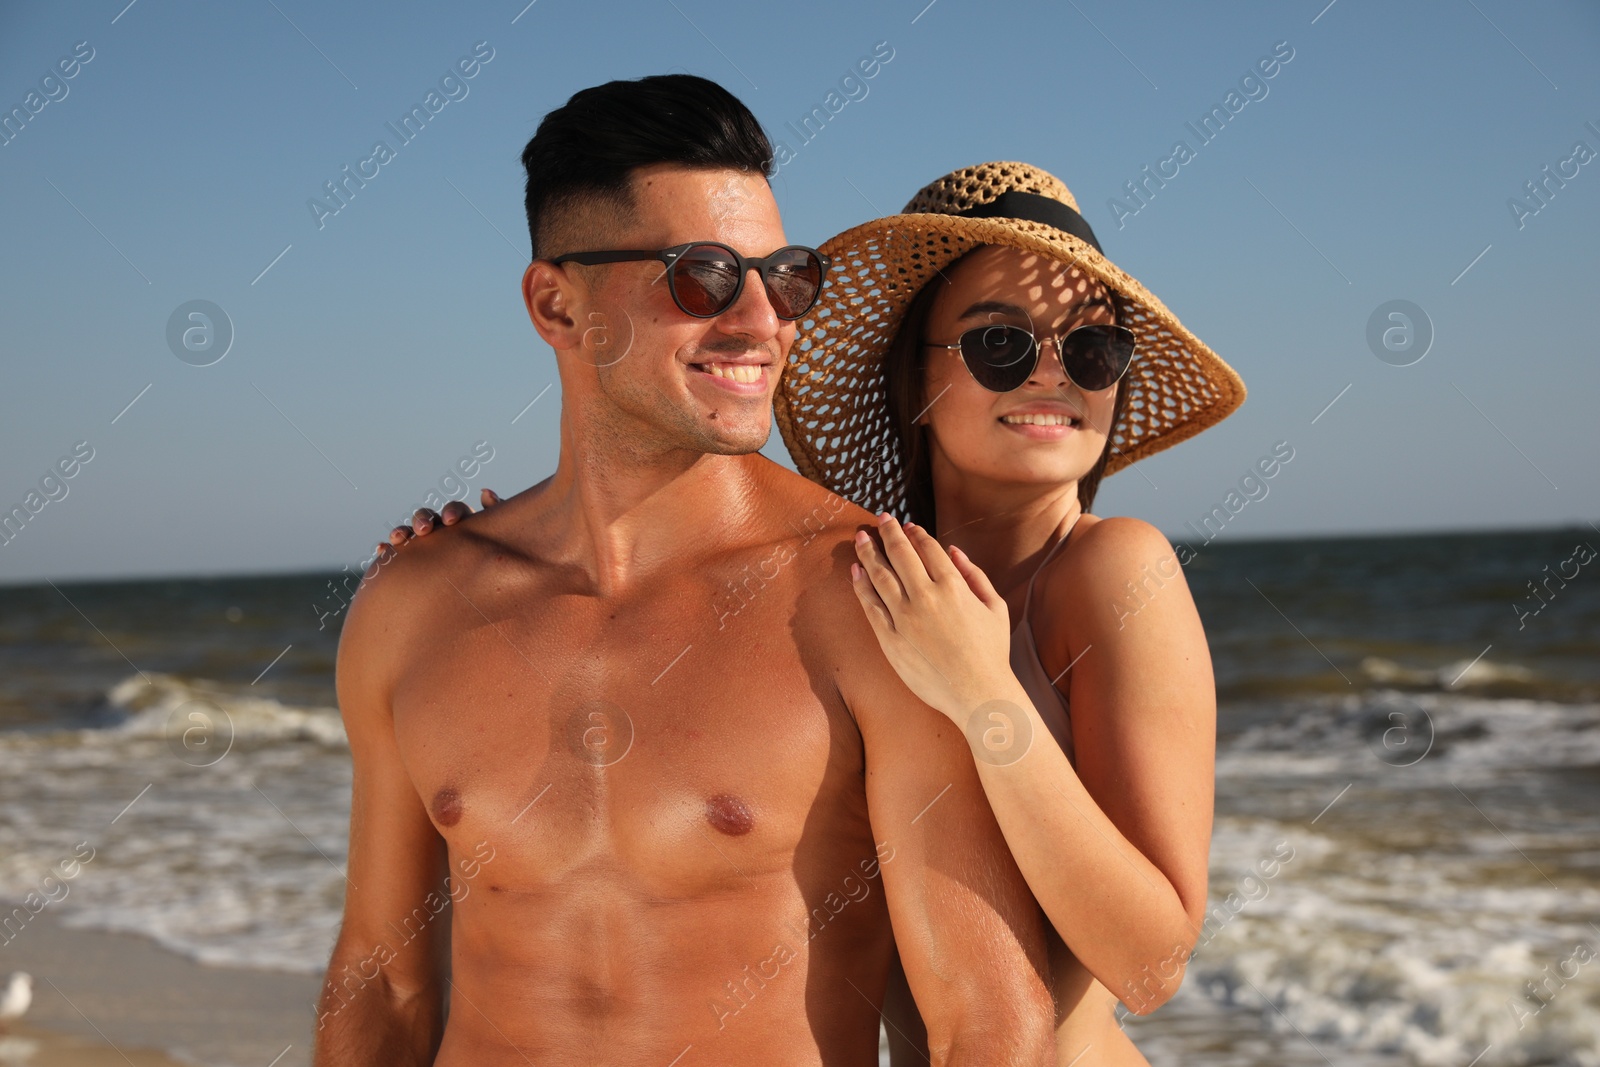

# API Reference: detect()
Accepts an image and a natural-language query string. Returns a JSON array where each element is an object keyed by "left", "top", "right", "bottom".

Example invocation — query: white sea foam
[
  {"left": 0, "top": 674, "right": 349, "bottom": 974},
  {"left": 106, "top": 672, "right": 346, "bottom": 747},
  {"left": 1180, "top": 813, "right": 1600, "bottom": 1066},
  {"left": 1218, "top": 690, "right": 1600, "bottom": 781},
  {"left": 1, "top": 674, "right": 1596, "bottom": 1067},
  {"left": 1360, "top": 655, "right": 1538, "bottom": 690}
]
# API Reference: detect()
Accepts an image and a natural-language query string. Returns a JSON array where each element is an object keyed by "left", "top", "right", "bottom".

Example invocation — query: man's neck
[{"left": 532, "top": 431, "right": 767, "bottom": 597}]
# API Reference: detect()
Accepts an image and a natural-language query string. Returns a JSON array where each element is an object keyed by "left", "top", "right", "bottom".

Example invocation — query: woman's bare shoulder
[
  {"left": 1032, "top": 513, "right": 1194, "bottom": 653},
  {"left": 1054, "top": 515, "right": 1180, "bottom": 587}
]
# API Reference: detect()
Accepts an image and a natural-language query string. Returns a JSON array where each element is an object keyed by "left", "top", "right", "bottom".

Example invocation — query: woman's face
[{"left": 918, "top": 245, "right": 1120, "bottom": 493}]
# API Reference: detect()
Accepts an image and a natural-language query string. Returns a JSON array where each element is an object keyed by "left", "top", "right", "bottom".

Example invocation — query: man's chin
[{"left": 697, "top": 422, "right": 772, "bottom": 457}]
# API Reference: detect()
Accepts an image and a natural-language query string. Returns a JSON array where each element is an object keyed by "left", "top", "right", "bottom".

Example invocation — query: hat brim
[{"left": 775, "top": 211, "right": 1246, "bottom": 518}]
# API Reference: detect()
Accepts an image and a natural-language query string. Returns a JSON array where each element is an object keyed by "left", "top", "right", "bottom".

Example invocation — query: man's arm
[
  {"left": 840, "top": 594, "right": 1056, "bottom": 1065},
  {"left": 313, "top": 568, "right": 450, "bottom": 1066}
]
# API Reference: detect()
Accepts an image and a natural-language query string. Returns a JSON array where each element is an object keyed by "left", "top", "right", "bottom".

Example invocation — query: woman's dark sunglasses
[
  {"left": 550, "top": 241, "right": 830, "bottom": 321},
  {"left": 926, "top": 323, "right": 1137, "bottom": 393}
]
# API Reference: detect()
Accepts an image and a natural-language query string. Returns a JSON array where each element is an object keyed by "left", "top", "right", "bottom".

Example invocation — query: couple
[{"left": 315, "top": 73, "right": 1243, "bottom": 1066}]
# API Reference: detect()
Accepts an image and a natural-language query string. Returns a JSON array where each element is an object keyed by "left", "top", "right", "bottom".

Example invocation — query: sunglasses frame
[
  {"left": 549, "top": 241, "right": 831, "bottom": 321},
  {"left": 925, "top": 323, "right": 1137, "bottom": 394}
]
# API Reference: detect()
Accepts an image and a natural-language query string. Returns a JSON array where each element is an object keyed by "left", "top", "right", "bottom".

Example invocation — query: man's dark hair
[{"left": 521, "top": 75, "right": 774, "bottom": 259}]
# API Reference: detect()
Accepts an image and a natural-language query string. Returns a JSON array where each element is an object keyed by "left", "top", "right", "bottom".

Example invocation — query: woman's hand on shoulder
[
  {"left": 371, "top": 488, "right": 502, "bottom": 562},
  {"left": 849, "top": 513, "right": 1017, "bottom": 723}
]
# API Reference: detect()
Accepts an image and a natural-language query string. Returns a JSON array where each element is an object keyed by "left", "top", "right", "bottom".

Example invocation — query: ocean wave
[
  {"left": 1183, "top": 887, "right": 1600, "bottom": 1065},
  {"left": 1218, "top": 691, "right": 1600, "bottom": 779},
  {"left": 1360, "top": 655, "right": 1538, "bottom": 690},
  {"left": 1189, "top": 815, "right": 1600, "bottom": 1066},
  {"left": 0, "top": 673, "right": 350, "bottom": 974},
  {"left": 105, "top": 672, "right": 346, "bottom": 748}
]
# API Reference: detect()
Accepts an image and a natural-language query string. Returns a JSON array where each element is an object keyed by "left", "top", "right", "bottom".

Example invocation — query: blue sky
[{"left": 2, "top": 0, "right": 1597, "bottom": 584}]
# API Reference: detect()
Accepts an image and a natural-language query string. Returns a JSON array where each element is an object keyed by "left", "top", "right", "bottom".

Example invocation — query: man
[{"left": 314, "top": 75, "right": 1055, "bottom": 1065}]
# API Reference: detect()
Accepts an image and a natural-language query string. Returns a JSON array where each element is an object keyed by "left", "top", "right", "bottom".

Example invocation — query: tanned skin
[{"left": 314, "top": 166, "right": 1055, "bottom": 1066}]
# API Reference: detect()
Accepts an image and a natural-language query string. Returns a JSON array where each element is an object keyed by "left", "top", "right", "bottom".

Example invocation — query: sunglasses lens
[
  {"left": 761, "top": 248, "right": 825, "bottom": 320},
  {"left": 1061, "top": 325, "right": 1135, "bottom": 391},
  {"left": 671, "top": 245, "right": 742, "bottom": 316},
  {"left": 959, "top": 326, "right": 1037, "bottom": 391}
]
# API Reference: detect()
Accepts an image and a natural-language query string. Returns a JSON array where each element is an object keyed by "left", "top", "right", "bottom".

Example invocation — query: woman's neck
[{"left": 931, "top": 475, "right": 1083, "bottom": 609}]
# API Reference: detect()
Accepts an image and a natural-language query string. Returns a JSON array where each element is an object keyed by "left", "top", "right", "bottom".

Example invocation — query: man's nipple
[
  {"left": 705, "top": 793, "right": 754, "bottom": 836},
  {"left": 432, "top": 787, "right": 464, "bottom": 828}
]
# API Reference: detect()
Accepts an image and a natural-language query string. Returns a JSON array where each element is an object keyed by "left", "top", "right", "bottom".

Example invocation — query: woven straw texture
[{"left": 774, "top": 162, "right": 1246, "bottom": 520}]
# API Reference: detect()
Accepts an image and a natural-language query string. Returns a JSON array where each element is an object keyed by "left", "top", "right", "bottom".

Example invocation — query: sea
[{"left": 1, "top": 526, "right": 1597, "bottom": 1066}]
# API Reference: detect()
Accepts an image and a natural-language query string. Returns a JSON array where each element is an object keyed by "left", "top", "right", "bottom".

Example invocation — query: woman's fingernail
[{"left": 850, "top": 562, "right": 862, "bottom": 580}]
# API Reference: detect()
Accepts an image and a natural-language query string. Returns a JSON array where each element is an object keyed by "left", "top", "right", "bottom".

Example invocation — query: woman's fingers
[
  {"left": 874, "top": 514, "right": 934, "bottom": 590},
  {"left": 853, "top": 528, "right": 907, "bottom": 610},
  {"left": 379, "top": 494, "right": 489, "bottom": 559},
  {"left": 902, "top": 521, "right": 962, "bottom": 583},
  {"left": 481, "top": 487, "right": 502, "bottom": 508},
  {"left": 849, "top": 561, "right": 898, "bottom": 638},
  {"left": 949, "top": 544, "right": 1007, "bottom": 610}
]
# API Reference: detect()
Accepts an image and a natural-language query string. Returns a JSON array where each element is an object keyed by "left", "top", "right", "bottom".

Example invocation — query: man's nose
[{"left": 715, "top": 268, "right": 782, "bottom": 339}]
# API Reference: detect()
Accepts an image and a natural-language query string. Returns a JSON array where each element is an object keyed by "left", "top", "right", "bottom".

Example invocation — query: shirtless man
[{"left": 312, "top": 75, "right": 1055, "bottom": 1066}]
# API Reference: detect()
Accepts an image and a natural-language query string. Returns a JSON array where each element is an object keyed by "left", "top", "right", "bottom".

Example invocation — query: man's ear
[{"left": 523, "top": 260, "right": 584, "bottom": 350}]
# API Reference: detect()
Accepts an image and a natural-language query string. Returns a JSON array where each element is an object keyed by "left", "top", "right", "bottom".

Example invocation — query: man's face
[{"left": 564, "top": 165, "right": 794, "bottom": 459}]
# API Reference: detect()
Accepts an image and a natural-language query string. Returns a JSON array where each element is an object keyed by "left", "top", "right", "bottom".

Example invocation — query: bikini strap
[{"left": 1020, "top": 511, "right": 1084, "bottom": 617}]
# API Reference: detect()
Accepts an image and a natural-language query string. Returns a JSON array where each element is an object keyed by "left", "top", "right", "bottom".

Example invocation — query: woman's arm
[{"left": 851, "top": 513, "right": 1213, "bottom": 1013}]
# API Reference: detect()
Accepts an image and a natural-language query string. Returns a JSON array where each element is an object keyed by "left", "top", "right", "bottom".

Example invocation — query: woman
[
  {"left": 389, "top": 162, "right": 1244, "bottom": 1064},
  {"left": 774, "top": 162, "right": 1244, "bottom": 1064}
]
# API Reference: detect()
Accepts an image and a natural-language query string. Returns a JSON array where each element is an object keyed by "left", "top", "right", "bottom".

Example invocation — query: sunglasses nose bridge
[
  {"left": 1027, "top": 333, "right": 1073, "bottom": 385},
  {"left": 708, "top": 259, "right": 785, "bottom": 327}
]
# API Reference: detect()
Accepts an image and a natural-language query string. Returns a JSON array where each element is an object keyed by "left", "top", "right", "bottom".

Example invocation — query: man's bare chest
[{"left": 387, "top": 574, "right": 868, "bottom": 895}]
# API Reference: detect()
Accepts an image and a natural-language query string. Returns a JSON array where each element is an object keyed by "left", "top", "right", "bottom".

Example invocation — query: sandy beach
[{"left": 0, "top": 912, "right": 317, "bottom": 1067}]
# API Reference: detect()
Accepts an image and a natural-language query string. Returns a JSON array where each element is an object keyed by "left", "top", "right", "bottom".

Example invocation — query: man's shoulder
[
  {"left": 754, "top": 459, "right": 875, "bottom": 552},
  {"left": 342, "top": 504, "right": 512, "bottom": 650},
  {"left": 754, "top": 478, "right": 891, "bottom": 691}
]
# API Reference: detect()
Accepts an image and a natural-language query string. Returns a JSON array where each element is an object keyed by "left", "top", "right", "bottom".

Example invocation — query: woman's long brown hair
[{"left": 882, "top": 255, "right": 1129, "bottom": 532}]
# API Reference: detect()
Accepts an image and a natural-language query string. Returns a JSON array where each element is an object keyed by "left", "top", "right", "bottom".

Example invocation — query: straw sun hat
[{"left": 774, "top": 161, "right": 1246, "bottom": 519}]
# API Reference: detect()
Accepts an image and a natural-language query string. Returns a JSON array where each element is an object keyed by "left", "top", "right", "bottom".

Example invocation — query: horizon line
[{"left": 3, "top": 517, "right": 1596, "bottom": 591}]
